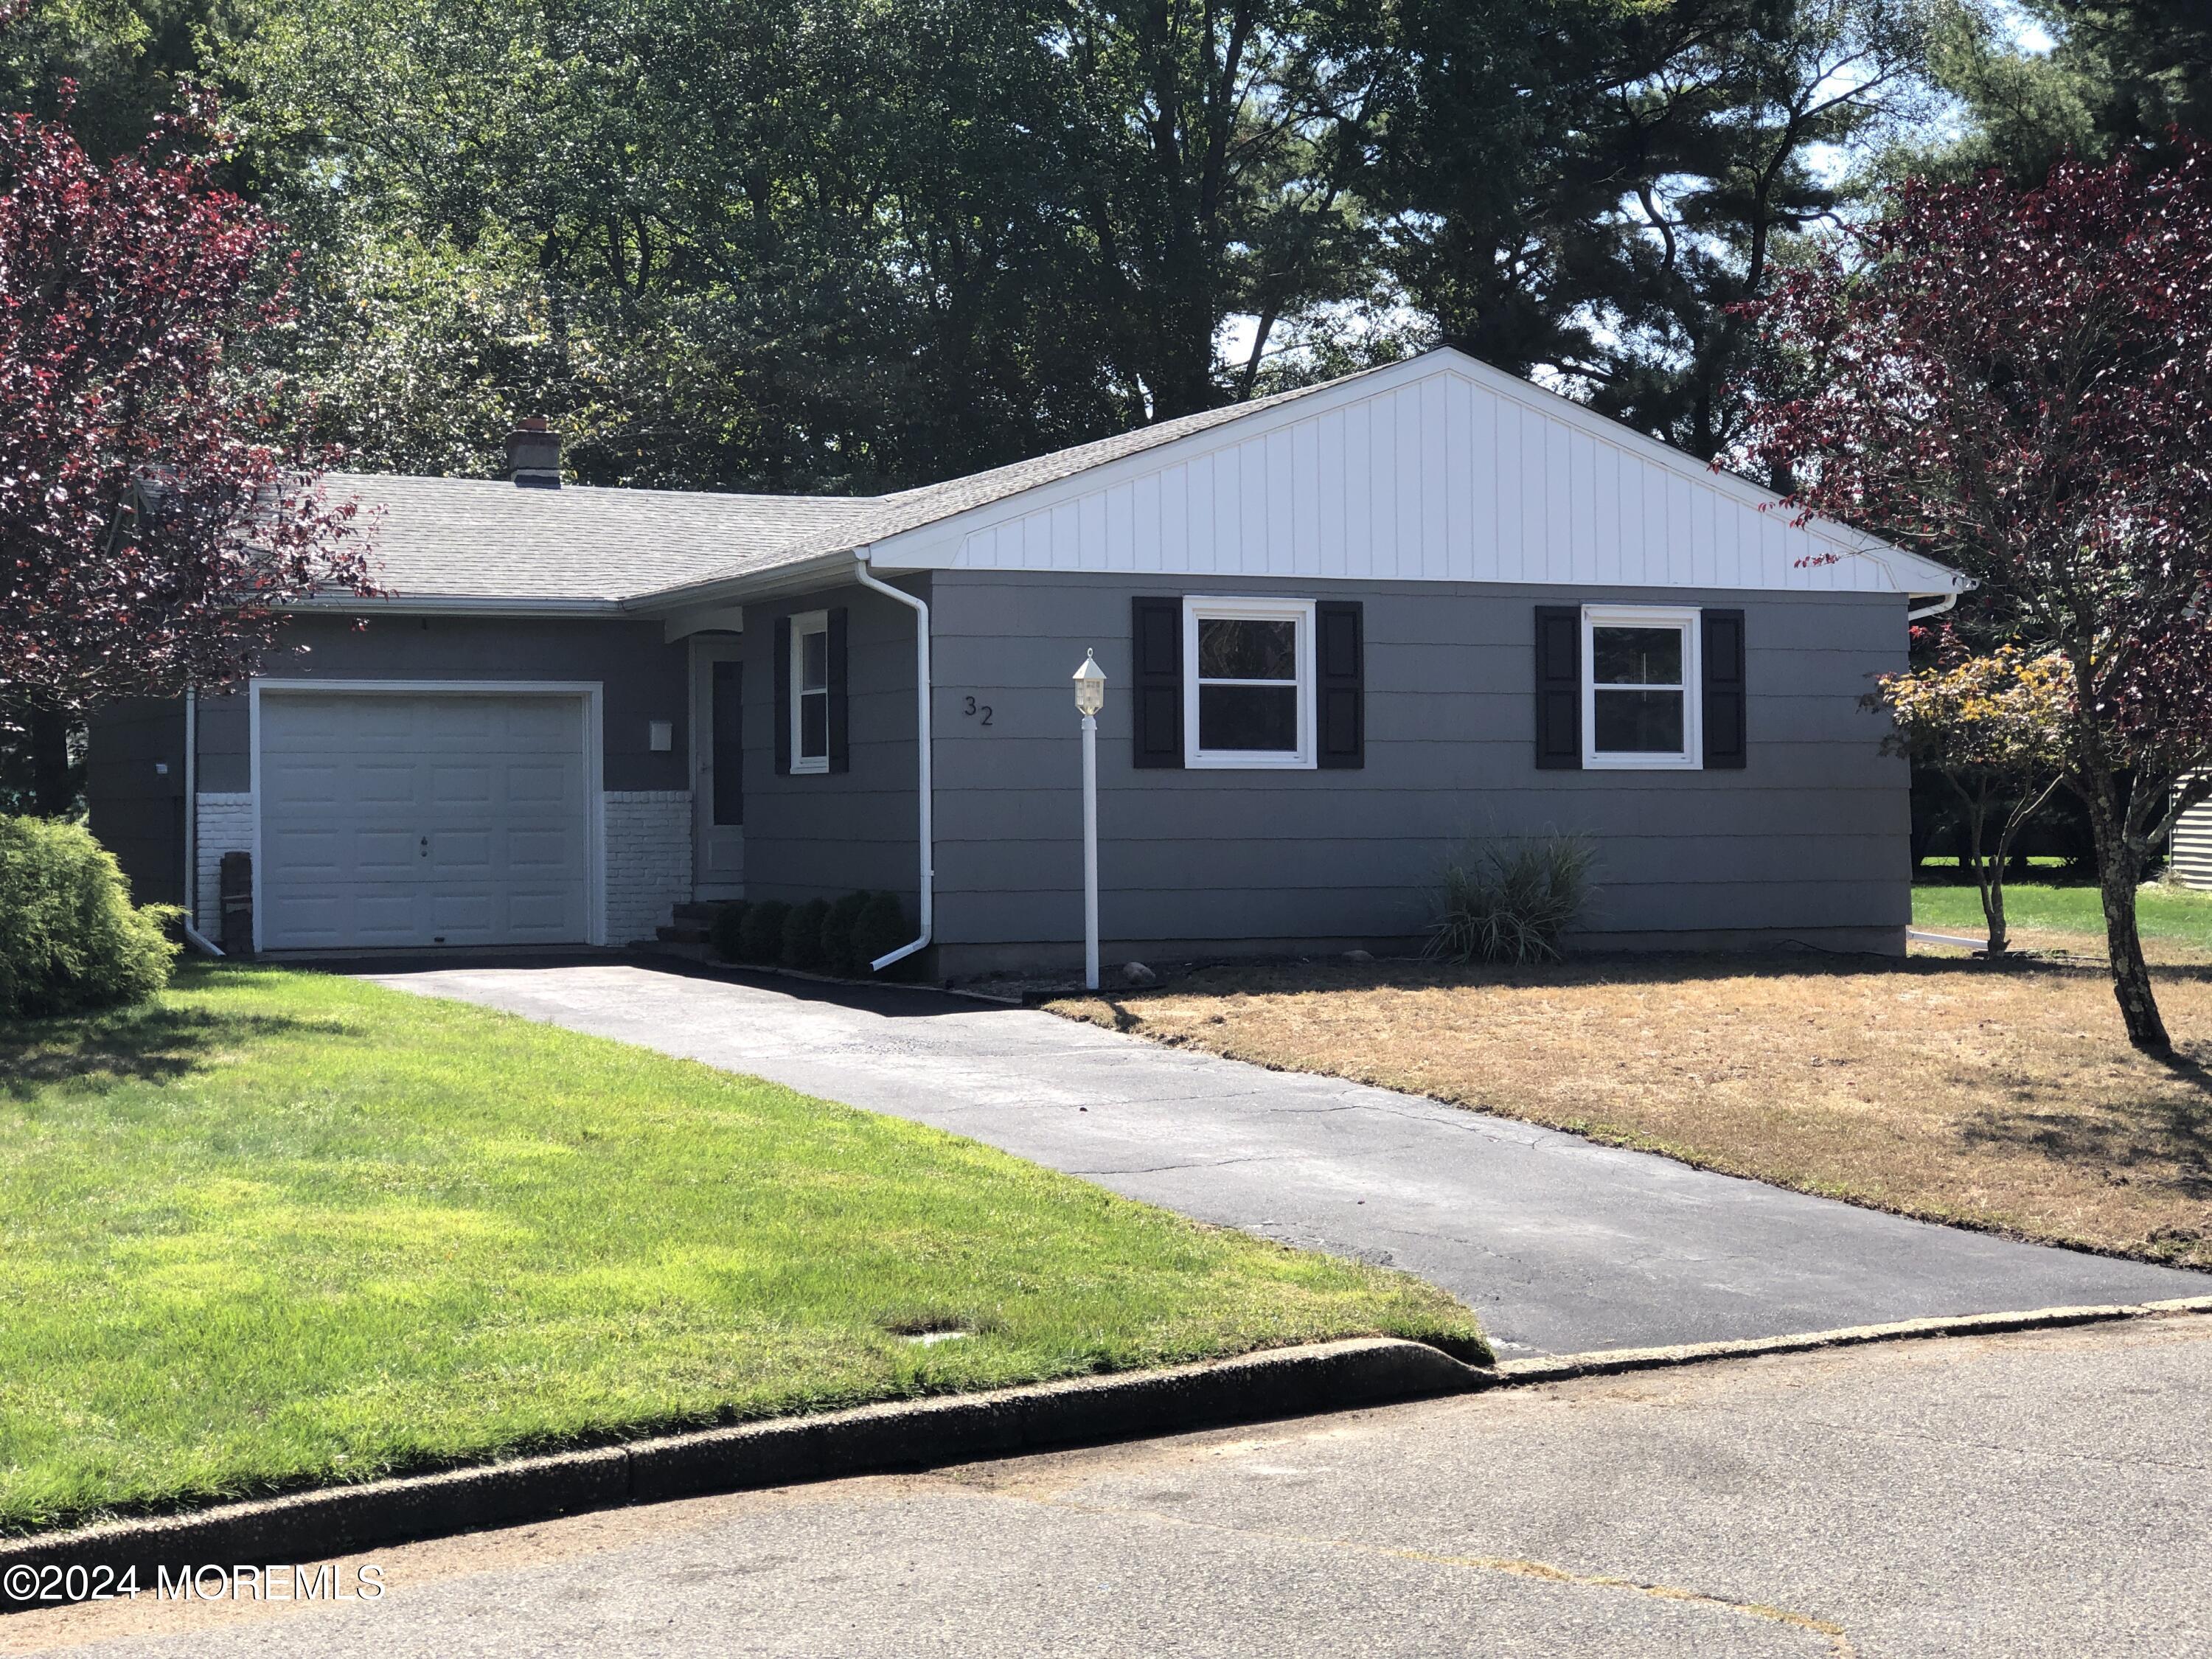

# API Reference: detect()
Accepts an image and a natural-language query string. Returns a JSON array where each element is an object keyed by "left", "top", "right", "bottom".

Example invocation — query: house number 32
[{"left": 962, "top": 696, "right": 994, "bottom": 727}]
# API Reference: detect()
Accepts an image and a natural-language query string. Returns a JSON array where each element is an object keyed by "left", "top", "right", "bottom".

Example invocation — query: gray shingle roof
[
  {"left": 334, "top": 364, "right": 1384, "bottom": 605},
  {"left": 340, "top": 474, "right": 876, "bottom": 602}
]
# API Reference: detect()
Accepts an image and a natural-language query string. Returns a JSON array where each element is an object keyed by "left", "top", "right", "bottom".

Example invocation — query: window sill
[
  {"left": 790, "top": 759, "right": 830, "bottom": 776},
  {"left": 1583, "top": 752, "right": 1703, "bottom": 771},
  {"left": 1186, "top": 751, "right": 1316, "bottom": 771}
]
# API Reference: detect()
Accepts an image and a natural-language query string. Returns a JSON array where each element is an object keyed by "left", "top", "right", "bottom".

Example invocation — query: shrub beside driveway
[
  {"left": 1049, "top": 950, "right": 2212, "bottom": 1273},
  {"left": 0, "top": 965, "right": 1483, "bottom": 1537}
]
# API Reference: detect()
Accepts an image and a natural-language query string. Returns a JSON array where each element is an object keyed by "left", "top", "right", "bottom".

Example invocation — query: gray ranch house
[{"left": 88, "top": 348, "right": 1968, "bottom": 977}]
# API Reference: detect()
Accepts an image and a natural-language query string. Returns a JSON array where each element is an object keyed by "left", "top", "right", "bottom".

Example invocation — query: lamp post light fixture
[{"left": 1072, "top": 650, "right": 1107, "bottom": 990}]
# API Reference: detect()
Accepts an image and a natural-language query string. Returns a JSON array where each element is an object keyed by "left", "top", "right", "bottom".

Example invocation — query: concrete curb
[
  {"left": 1493, "top": 1294, "right": 2212, "bottom": 1385},
  {"left": 0, "top": 1337, "right": 1483, "bottom": 1608},
  {"left": 10, "top": 1296, "right": 2211, "bottom": 1610}
]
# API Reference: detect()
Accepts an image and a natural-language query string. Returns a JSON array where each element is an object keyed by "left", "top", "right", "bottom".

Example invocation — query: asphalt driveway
[{"left": 365, "top": 961, "right": 2205, "bottom": 1357}]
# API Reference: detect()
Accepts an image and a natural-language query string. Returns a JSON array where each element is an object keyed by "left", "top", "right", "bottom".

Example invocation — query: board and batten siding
[
  {"left": 875, "top": 355, "right": 1955, "bottom": 601},
  {"left": 926, "top": 571, "right": 1907, "bottom": 976}
]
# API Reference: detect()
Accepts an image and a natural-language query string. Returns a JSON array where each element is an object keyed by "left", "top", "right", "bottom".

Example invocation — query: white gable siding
[{"left": 872, "top": 356, "right": 1958, "bottom": 597}]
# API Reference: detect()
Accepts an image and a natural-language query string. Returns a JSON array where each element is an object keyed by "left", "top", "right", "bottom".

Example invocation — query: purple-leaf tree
[
  {"left": 1735, "top": 144, "right": 2212, "bottom": 1054},
  {"left": 0, "top": 48, "right": 374, "bottom": 815}
]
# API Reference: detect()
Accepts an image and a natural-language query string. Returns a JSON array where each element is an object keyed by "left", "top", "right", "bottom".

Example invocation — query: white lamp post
[{"left": 1072, "top": 650, "right": 1107, "bottom": 991}]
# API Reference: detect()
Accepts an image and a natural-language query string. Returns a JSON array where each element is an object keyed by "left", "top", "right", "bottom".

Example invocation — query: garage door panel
[
  {"left": 264, "top": 764, "right": 345, "bottom": 809},
  {"left": 504, "top": 765, "right": 571, "bottom": 807},
  {"left": 260, "top": 828, "right": 347, "bottom": 881},
  {"left": 429, "top": 893, "right": 495, "bottom": 934},
  {"left": 430, "top": 765, "right": 495, "bottom": 808},
  {"left": 260, "top": 891, "right": 344, "bottom": 946},
  {"left": 505, "top": 829, "right": 576, "bottom": 873},
  {"left": 260, "top": 692, "right": 591, "bottom": 950},
  {"left": 431, "top": 832, "right": 494, "bottom": 875},
  {"left": 354, "top": 765, "right": 420, "bottom": 806},
  {"left": 506, "top": 891, "right": 578, "bottom": 937}
]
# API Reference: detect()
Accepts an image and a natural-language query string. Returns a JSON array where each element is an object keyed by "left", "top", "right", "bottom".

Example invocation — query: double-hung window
[
  {"left": 1182, "top": 597, "right": 1315, "bottom": 769},
  {"left": 789, "top": 609, "right": 830, "bottom": 775},
  {"left": 1582, "top": 605, "right": 1701, "bottom": 770}
]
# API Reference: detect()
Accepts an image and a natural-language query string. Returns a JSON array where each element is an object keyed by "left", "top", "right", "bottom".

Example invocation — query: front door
[{"left": 690, "top": 637, "right": 746, "bottom": 897}]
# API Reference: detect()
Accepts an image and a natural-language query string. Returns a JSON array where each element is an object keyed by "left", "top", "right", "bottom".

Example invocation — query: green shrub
[
  {"left": 782, "top": 897, "right": 832, "bottom": 971},
  {"left": 739, "top": 900, "right": 790, "bottom": 964},
  {"left": 852, "top": 891, "right": 912, "bottom": 974},
  {"left": 707, "top": 900, "right": 751, "bottom": 963},
  {"left": 821, "top": 891, "right": 873, "bottom": 976},
  {"left": 0, "top": 815, "right": 179, "bottom": 1018},
  {"left": 1424, "top": 835, "right": 1596, "bottom": 966}
]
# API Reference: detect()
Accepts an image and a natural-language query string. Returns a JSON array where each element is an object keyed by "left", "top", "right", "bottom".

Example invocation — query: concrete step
[
  {"left": 656, "top": 925, "right": 710, "bottom": 945},
  {"left": 670, "top": 902, "right": 717, "bottom": 923}
]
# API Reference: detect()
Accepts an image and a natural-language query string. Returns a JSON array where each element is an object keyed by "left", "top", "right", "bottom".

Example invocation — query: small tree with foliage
[
  {"left": 1872, "top": 645, "right": 2071, "bottom": 957},
  {"left": 1737, "top": 145, "right": 2212, "bottom": 1054},
  {"left": 0, "top": 39, "right": 373, "bottom": 815}
]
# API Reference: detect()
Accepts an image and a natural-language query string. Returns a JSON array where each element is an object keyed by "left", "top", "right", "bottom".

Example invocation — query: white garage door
[{"left": 259, "top": 692, "right": 590, "bottom": 950}]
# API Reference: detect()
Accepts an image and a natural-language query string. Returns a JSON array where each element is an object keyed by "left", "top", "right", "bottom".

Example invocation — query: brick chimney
[{"left": 506, "top": 416, "right": 562, "bottom": 489}]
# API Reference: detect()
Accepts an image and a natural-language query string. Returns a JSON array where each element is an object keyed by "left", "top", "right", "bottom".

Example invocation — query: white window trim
[
  {"left": 788, "top": 608, "right": 830, "bottom": 776},
  {"left": 1182, "top": 595, "right": 1317, "bottom": 771},
  {"left": 1582, "top": 603, "right": 1702, "bottom": 771}
]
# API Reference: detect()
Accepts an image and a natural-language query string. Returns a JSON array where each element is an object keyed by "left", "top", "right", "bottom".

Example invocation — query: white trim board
[
  {"left": 866, "top": 349, "right": 1966, "bottom": 598},
  {"left": 247, "top": 678, "right": 608, "bottom": 951}
]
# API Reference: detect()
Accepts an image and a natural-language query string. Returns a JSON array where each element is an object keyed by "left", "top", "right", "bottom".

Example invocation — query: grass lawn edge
[{"left": 0, "top": 967, "right": 1488, "bottom": 1538}]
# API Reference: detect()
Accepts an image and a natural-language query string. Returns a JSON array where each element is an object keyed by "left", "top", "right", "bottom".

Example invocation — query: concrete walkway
[
  {"left": 26, "top": 1315, "right": 2212, "bottom": 1656},
  {"left": 366, "top": 962, "right": 2202, "bottom": 1358}
]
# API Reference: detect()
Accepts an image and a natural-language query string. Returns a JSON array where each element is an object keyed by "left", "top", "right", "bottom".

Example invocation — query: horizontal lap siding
[
  {"left": 739, "top": 580, "right": 925, "bottom": 907},
  {"left": 930, "top": 573, "right": 1907, "bottom": 956},
  {"left": 2174, "top": 789, "right": 2212, "bottom": 890},
  {"left": 195, "top": 616, "right": 691, "bottom": 792},
  {"left": 84, "top": 697, "right": 188, "bottom": 907}
]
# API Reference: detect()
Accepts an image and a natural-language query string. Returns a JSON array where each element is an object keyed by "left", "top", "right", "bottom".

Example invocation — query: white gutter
[
  {"left": 852, "top": 556, "right": 933, "bottom": 973},
  {"left": 1907, "top": 591, "right": 1961, "bottom": 622},
  {"left": 180, "top": 687, "right": 223, "bottom": 956}
]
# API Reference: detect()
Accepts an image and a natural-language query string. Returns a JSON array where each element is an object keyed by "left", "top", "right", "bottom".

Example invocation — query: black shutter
[
  {"left": 1702, "top": 608, "right": 1747, "bottom": 769},
  {"left": 773, "top": 615, "right": 792, "bottom": 776},
  {"left": 1534, "top": 605, "right": 1581, "bottom": 769},
  {"left": 827, "top": 606, "right": 849, "bottom": 772},
  {"left": 1316, "top": 600, "right": 1364, "bottom": 769},
  {"left": 1132, "top": 597, "right": 1183, "bottom": 768}
]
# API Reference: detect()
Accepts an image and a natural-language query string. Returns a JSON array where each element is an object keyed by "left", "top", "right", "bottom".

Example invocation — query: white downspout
[{"left": 852, "top": 557, "right": 933, "bottom": 972}]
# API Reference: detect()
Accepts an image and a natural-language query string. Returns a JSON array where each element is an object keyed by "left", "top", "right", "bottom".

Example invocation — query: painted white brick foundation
[
  {"left": 604, "top": 790, "right": 693, "bottom": 944},
  {"left": 192, "top": 793, "right": 254, "bottom": 937}
]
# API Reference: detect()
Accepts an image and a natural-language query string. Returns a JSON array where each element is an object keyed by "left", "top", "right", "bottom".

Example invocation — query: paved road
[
  {"left": 17, "top": 1315, "right": 2212, "bottom": 1658},
  {"left": 354, "top": 962, "right": 2202, "bottom": 1357}
]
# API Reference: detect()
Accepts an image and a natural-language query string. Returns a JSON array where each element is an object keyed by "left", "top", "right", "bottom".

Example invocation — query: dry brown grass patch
[{"left": 1046, "top": 947, "right": 2212, "bottom": 1270}]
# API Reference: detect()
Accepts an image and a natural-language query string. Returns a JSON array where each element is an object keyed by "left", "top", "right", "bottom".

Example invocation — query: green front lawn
[
  {"left": 1913, "top": 880, "right": 2212, "bottom": 952},
  {"left": 0, "top": 966, "right": 1484, "bottom": 1535}
]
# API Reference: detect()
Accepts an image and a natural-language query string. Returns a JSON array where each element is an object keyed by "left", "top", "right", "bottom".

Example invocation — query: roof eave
[
  {"left": 620, "top": 547, "right": 869, "bottom": 613},
  {"left": 288, "top": 592, "right": 630, "bottom": 617}
]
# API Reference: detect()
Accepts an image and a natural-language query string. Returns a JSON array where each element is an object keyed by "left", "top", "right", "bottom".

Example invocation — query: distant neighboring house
[
  {"left": 2172, "top": 791, "right": 2212, "bottom": 890},
  {"left": 85, "top": 348, "right": 1969, "bottom": 976}
]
